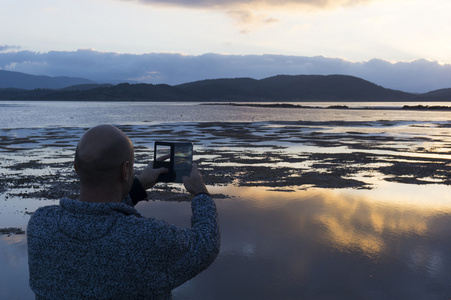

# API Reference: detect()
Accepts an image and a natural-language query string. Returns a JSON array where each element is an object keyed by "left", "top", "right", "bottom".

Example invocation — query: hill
[
  {"left": 413, "top": 88, "right": 451, "bottom": 101},
  {"left": 1, "top": 73, "right": 450, "bottom": 101},
  {"left": 0, "top": 70, "right": 95, "bottom": 90},
  {"left": 176, "top": 75, "right": 413, "bottom": 101}
]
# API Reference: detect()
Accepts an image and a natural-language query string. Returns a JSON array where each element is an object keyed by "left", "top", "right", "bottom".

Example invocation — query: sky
[{"left": 1, "top": 0, "right": 451, "bottom": 93}]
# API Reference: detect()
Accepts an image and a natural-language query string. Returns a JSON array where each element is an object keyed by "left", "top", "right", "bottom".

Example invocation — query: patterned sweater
[{"left": 27, "top": 187, "right": 220, "bottom": 300}]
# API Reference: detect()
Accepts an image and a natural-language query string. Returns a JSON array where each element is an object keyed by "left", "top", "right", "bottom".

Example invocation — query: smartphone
[{"left": 154, "top": 142, "right": 193, "bottom": 183}]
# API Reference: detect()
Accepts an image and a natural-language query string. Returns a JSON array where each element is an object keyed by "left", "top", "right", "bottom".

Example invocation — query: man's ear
[{"left": 120, "top": 161, "right": 131, "bottom": 182}]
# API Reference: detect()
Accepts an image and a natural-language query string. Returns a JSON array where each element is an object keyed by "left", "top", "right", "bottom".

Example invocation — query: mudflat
[{"left": 1, "top": 120, "right": 450, "bottom": 207}]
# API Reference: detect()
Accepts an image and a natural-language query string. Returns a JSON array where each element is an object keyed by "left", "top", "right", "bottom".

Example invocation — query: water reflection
[
  {"left": 136, "top": 185, "right": 451, "bottom": 299},
  {"left": 0, "top": 235, "right": 34, "bottom": 300},
  {"left": 2, "top": 185, "right": 451, "bottom": 299}
]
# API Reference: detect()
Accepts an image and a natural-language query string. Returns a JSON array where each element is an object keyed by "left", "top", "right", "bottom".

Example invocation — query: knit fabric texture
[{"left": 27, "top": 193, "right": 220, "bottom": 300}]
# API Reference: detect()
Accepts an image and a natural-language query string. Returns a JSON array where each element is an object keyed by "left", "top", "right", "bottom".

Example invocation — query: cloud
[
  {"left": 1, "top": 49, "right": 450, "bottom": 93},
  {"left": 227, "top": 10, "right": 255, "bottom": 23},
  {"left": 124, "top": 0, "right": 372, "bottom": 10},
  {"left": 124, "top": 0, "right": 372, "bottom": 32},
  {"left": 122, "top": 0, "right": 376, "bottom": 34},
  {"left": 0, "top": 45, "right": 21, "bottom": 52},
  {"left": 226, "top": 9, "right": 279, "bottom": 32}
]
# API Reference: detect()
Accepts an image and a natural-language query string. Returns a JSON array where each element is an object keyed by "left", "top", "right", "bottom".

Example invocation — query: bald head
[{"left": 74, "top": 125, "right": 134, "bottom": 187}]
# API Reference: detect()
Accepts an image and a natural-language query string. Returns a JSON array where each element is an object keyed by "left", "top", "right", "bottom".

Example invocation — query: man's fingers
[
  {"left": 156, "top": 167, "right": 169, "bottom": 175},
  {"left": 156, "top": 154, "right": 170, "bottom": 162},
  {"left": 190, "top": 163, "right": 198, "bottom": 175}
]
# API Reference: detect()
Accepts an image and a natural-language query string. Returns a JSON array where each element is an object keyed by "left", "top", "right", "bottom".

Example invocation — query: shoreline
[{"left": 202, "top": 102, "right": 451, "bottom": 111}]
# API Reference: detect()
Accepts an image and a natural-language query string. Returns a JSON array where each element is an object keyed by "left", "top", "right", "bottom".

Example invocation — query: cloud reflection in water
[{"left": 137, "top": 185, "right": 451, "bottom": 299}]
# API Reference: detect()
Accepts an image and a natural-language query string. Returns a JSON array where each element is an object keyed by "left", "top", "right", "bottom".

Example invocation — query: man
[{"left": 27, "top": 124, "right": 220, "bottom": 300}]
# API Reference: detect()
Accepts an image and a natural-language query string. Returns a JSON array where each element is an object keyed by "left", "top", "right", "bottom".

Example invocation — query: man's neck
[{"left": 78, "top": 186, "right": 123, "bottom": 203}]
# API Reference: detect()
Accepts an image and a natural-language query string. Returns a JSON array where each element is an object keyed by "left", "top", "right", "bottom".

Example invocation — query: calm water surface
[
  {"left": 2, "top": 101, "right": 451, "bottom": 128},
  {"left": 2, "top": 101, "right": 451, "bottom": 299}
]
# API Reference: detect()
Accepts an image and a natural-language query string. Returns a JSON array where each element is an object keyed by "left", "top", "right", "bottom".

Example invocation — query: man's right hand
[
  {"left": 182, "top": 163, "right": 210, "bottom": 196},
  {"left": 137, "top": 162, "right": 168, "bottom": 190}
]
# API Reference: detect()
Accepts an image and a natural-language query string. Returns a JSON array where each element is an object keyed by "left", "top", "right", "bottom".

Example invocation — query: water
[
  {"left": 2, "top": 101, "right": 451, "bottom": 299},
  {"left": 2, "top": 101, "right": 451, "bottom": 129}
]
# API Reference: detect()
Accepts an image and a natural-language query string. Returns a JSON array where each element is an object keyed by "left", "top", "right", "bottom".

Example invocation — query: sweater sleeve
[
  {"left": 129, "top": 177, "right": 148, "bottom": 205},
  {"left": 161, "top": 193, "right": 221, "bottom": 289}
]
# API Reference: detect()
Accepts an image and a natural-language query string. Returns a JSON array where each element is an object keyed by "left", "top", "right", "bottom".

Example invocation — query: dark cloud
[
  {"left": 0, "top": 49, "right": 450, "bottom": 93},
  {"left": 125, "top": 0, "right": 370, "bottom": 9},
  {"left": 125, "top": 0, "right": 368, "bottom": 31}
]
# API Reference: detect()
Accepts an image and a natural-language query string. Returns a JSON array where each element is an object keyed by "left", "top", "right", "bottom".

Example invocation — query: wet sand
[{"left": 1, "top": 120, "right": 451, "bottom": 209}]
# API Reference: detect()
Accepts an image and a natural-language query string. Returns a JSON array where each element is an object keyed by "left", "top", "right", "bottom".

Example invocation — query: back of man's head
[{"left": 74, "top": 125, "right": 134, "bottom": 188}]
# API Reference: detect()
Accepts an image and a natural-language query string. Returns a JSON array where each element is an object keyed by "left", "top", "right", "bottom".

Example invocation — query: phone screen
[
  {"left": 154, "top": 142, "right": 193, "bottom": 183},
  {"left": 173, "top": 144, "right": 193, "bottom": 182},
  {"left": 155, "top": 144, "right": 171, "bottom": 162}
]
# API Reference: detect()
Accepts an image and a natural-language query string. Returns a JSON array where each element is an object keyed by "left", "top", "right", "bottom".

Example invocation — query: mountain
[
  {"left": 60, "top": 84, "right": 113, "bottom": 91},
  {"left": 413, "top": 88, "right": 451, "bottom": 101},
  {"left": 0, "top": 70, "right": 95, "bottom": 90},
  {"left": 0, "top": 73, "right": 450, "bottom": 101},
  {"left": 175, "top": 75, "right": 413, "bottom": 101}
]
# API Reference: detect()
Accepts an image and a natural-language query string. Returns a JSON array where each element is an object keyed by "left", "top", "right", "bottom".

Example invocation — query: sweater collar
[{"left": 60, "top": 197, "right": 140, "bottom": 217}]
